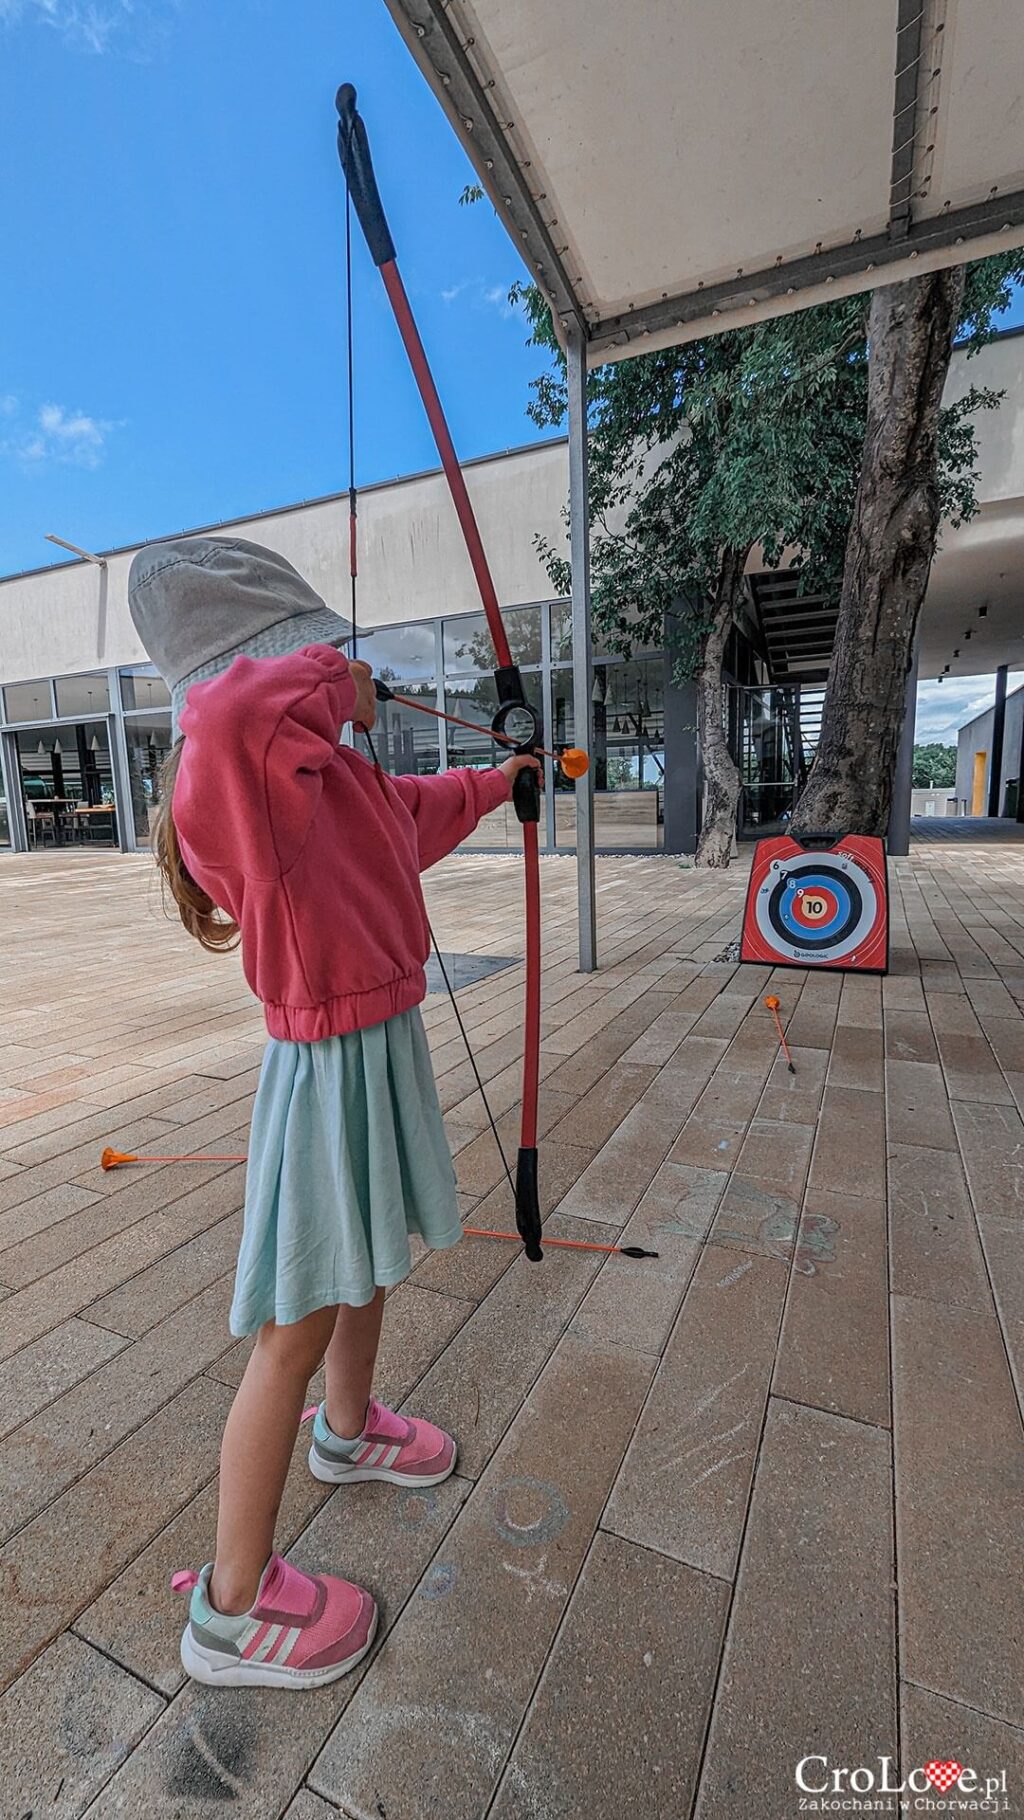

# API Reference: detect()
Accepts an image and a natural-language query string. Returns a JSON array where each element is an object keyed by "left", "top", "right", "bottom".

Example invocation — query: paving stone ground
[{"left": 0, "top": 839, "right": 1023, "bottom": 1818}]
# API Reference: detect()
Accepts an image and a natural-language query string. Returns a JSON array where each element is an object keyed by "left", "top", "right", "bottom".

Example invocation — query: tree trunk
[
  {"left": 695, "top": 547, "right": 745, "bottom": 867},
  {"left": 790, "top": 267, "right": 965, "bottom": 839}
]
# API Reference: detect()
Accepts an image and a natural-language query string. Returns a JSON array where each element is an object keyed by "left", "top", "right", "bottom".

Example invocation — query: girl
[{"left": 128, "top": 533, "right": 539, "bottom": 1690}]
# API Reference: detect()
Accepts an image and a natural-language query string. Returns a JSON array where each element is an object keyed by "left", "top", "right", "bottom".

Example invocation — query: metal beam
[
  {"left": 382, "top": 0, "right": 586, "bottom": 339},
  {"left": 593, "top": 188, "right": 1024, "bottom": 355},
  {"left": 0, "top": 730, "right": 27, "bottom": 853},
  {"left": 988, "top": 663, "right": 1008, "bottom": 816},
  {"left": 107, "top": 680, "right": 138, "bottom": 854},
  {"left": 888, "top": 637, "right": 920, "bottom": 856},
  {"left": 889, "top": 0, "right": 927, "bottom": 239},
  {"left": 567, "top": 323, "right": 597, "bottom": 972}
]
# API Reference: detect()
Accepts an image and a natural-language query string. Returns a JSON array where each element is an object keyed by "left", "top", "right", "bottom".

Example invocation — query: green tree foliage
[
  {"left": 520, "top": 268, "right": 1014, "bottom": 668},
  {"left": 510, "top": 253, "right": 1019, "bottom": 860},
  {"left": 913, "top": 743, "right": 957, "bottom": 788}
]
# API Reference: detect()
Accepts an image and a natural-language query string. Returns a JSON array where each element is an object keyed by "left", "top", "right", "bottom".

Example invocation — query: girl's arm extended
[
  {"left": 387, "top": 766, "right": 511, "bottom": 870},
  {"left": 175, "top": 644, "right": 356, "bottom": 879}
]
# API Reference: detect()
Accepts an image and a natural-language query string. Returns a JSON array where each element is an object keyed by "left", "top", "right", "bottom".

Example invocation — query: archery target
[{"left": 740, "top": 835, "right": 889, "bottom": 973}]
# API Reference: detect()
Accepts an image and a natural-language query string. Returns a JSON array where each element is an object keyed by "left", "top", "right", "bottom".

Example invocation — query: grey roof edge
[
  {"left": 592, "top": 190, "right": 1024, "bottom": 355},
  {"left": 380, "top": 1, "right": 1024, "bottom": 359},
  {"left": 381, "top": 0, "right": 587, "bottom": 345},
  {"left": 0, "top": 434, "right": 568, "bottom": 589}
]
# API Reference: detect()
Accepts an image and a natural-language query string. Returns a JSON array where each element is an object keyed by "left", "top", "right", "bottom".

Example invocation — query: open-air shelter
[{"left": 383, "top": 0, "right": 1024, "bottom": 958}]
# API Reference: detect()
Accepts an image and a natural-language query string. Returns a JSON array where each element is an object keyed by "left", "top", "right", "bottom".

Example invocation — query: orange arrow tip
[
  {"left": 764, "top": 994, "right": 781, "bottom": 1011},
  {"left": 558, "top": 747, "right": 589, "bottom": 780},
  {"left": 101, "top": 1147, "right": 135, "bottom": 1171}
]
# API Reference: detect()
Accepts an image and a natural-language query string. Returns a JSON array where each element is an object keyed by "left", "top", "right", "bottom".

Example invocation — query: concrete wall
[
  {"left": 0, "top": 440, "right": 569, "bottom": 687},
  {"left": 944, "top": 332, "right": 1024, "bottom": 507},
  {"left": 911, "top": 788, "right": 958, "bottom": 817},
  {"left": 956, "top": 684, "right": 1024, "bottom": 815}
]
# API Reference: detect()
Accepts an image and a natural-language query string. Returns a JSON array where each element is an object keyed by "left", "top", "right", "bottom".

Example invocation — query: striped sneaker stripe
[
  {"left": 250, "top": 1623, "right": 283, "bottom": 1663},
  {"left": 272, "top": 1624, "right": 301, "bottom": 1665},
  {"left": 241, "top": 1619, "right": 272, "bottom": 1661},
  {"left": 381, "top": 1442, "right": 403, "bottom": 1469}
]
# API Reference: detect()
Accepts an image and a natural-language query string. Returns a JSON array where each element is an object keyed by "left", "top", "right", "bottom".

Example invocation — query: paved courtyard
[{"left": 1, "top": 840, "right": 1022, "bottom": 1818}]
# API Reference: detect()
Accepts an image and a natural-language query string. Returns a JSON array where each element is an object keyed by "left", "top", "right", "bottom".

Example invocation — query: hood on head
[{"left": 128, "top": 534, "right": 352, "bottom": 736}]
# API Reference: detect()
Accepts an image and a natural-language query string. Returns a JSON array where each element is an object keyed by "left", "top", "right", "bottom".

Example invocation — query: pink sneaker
[
  {"left": 174, "top": 1553, "right": 377, "bottom": 1689},
  {"left": 308, "top": 1397, "right": 456, "bottom": 1487}
]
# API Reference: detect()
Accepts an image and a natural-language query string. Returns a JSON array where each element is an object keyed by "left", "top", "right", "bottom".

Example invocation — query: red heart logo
[{"left": 925, "top": 1761, "right": 963, "bottom": 1793}]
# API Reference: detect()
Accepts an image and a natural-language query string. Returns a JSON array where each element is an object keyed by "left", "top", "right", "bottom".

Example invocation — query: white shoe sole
[
  {"left": 307, "top": 1442, "right": 457, "bottom": 1489},
  {"left": 179, "top": 1605, "right": 378, "bottom": 1690}
]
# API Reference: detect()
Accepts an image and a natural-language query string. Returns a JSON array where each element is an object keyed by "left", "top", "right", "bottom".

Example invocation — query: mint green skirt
[{"left": 231, "top": 1007, "right": 462, "bottom": 1335}]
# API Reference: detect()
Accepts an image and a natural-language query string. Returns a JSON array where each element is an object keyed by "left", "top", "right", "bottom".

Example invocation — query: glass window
[
  {"left": 441, "top": 676, "right": 547, "bottom": 771},
  {"left": 444, "top": 606, "right": 541, "bottom": 674},
  {"left": 550, "top": 603, "right": 663, "bottom": 664},
  {"left": 120, "top": 665, "right": 171, "bottom": 711},
  {"left": 3, "top": 680, "right": 52, "bottom": 723},
  {"left": 348, "top": 622, "right": 436, "bottom": 684},
  {"left": 124, "top": 712, "right": 173, "bottom": 844},
  {"left": 550, "top": 605, "right": 576, "bottom": 665},
  {"left": 355, "top": 683, "right": 441, "bottom": 778},
  {"left": 732, "top": 682, "right": 818, "bottom": 840},
  {"left": 15, "top": 721, "right": 118, "bottom": 845},
  {"left": 552, "top": 660, "right": 663, "bottom": 851},
  {"left": 443, "top": 675, "right": 544, "bottom": 854},
  {"left": 53, "top": 672, "right": 110, "bottom": 717}
]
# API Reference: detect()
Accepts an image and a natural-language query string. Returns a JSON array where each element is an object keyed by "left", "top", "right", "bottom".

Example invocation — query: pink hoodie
[{"left": 174, "top": 644, "right": 510, "bottom": 1041}]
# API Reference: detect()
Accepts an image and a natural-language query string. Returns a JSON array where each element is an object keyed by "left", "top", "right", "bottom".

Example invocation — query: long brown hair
[{"left": 152, "top": 739, "right": 240, "bottom": 952}]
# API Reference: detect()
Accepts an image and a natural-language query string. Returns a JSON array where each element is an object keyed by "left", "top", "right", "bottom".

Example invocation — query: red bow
[{"left": 336, "top": 85, "right": 544, "bottom": 1262}]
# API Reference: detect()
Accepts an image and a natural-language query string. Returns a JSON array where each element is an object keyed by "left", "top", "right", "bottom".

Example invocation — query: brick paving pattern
[{"left": 0, "top": 839, "right": 1022, "bottom": 1817}]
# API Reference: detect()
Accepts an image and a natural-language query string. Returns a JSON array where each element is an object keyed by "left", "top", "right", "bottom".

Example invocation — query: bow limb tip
[{"left": 515, "top": 1146, "right": 544, "bottom": 1262}]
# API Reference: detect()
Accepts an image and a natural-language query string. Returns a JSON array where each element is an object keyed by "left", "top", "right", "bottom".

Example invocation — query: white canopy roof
[{"left": 385, "top": 0, "right": 1024, "bottom": 358}]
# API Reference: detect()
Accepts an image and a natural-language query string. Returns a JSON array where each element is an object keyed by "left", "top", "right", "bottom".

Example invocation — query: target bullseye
[{"left": 792, "top": 886, "right": 838, "bottom": 927}]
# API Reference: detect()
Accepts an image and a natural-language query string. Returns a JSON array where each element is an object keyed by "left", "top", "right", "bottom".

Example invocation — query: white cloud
[
  {"left": 1, "top": 399, "right": 119, "bottom": 469},
  {"left": 440, "top": 279, "right": 521, "bottom": 320},
  {"left": 0, "top": 394, "right": 17, "bottom": 416},
  {"left": 483, "top": 282, "right": 516, "bottom": 320},
  {"left": 914, "top": 673, "right": 1023, "bottom": 746},
  {"left": 0, "top": 0, "right": 176, "bottom": 56}
]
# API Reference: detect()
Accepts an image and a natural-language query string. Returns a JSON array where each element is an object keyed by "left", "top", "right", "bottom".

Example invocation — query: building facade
[
  {"left": 3, "top": 331, "right": 1023, "bottom": 857},
  {"left": 0, "top": 440, "right": 767, "bottom": 859},
  {"left": 957, "top": 683, "right": 1024, "bottom": 818}
]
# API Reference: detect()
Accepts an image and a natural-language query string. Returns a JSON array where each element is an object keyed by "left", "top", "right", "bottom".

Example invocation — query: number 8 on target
[{"left": 740, "top": 835, "right": 889, "bottom": 974}]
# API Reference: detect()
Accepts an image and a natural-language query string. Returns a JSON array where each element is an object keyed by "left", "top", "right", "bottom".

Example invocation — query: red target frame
[{"left": 740, "top": 835, "right": 889, "bottom": 974}]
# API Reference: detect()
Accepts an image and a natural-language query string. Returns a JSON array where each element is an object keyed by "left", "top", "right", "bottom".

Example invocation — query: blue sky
[{"left": 0, "top": 0, "right": 551, "bottom": 577}]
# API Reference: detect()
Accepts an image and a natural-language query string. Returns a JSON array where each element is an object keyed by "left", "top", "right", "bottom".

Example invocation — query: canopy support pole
[
  {"left": 988, "top": 664, "right": 1008, "bottom": 817},
  {"left": 888, "top": 635, "right": 919, "bottom": 856},
  {"left": 567, "top": 322, "right": 596, "bottom": 971}
]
